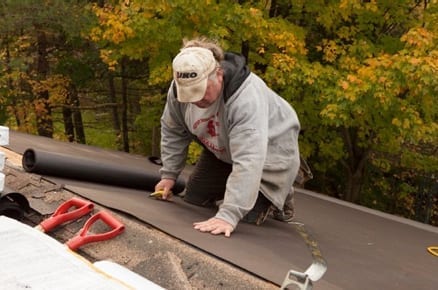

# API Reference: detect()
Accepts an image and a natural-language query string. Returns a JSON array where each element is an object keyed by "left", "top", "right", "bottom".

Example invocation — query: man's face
[{"left": 191, "top": 70, "right": 223, "bottom": 108}]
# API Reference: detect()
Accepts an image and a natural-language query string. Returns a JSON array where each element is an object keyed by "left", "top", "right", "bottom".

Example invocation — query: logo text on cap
[{"left": 177, "top": 72, "right": 198, "bottom": 79}]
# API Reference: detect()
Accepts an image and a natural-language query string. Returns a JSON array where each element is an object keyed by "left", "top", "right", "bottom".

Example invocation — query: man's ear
[{"left": 217, "top": 68, "right": 224, "bottom": 81}]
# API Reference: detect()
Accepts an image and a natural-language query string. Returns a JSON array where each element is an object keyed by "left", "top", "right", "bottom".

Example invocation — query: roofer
[{"left": 155, "top": 37, "right": 301, "bottom": 237}]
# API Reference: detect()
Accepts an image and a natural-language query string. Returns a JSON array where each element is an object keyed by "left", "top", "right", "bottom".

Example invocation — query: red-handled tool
[
  {"left": 65, "top": 211, "right": 125, "bottom": 251},
  {"left": 36, "top": 197, "right": 94, "bottom": 233}
]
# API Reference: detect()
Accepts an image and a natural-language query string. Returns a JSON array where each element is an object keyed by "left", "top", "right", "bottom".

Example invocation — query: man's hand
[
  {"left": 193, "top": 217, "right": 234, "bottom": 237},
  {"left": 154, "top": 178, "right": 175, "bottom": 200}
]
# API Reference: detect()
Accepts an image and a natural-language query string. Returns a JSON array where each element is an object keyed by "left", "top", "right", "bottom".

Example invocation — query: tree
[
  {"left": 88, "top": 0, "right": 306, "bottom": 152},
  {"left": 88, "top": 1, "right": 436, "bottom": 214},
  {"left": 0, "top": 0, "right": 94, "bottom": 140},
  {"left": 0, "top": 0, "right": 435, "bottom": 224},
  {"left": 261, "top": 1, "right": 437, "bottom": 207}
]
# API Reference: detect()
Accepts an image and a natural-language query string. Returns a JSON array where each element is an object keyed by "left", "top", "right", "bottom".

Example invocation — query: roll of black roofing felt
[{"left": 22, "top": 148, "right": 186, "bottom": 193}]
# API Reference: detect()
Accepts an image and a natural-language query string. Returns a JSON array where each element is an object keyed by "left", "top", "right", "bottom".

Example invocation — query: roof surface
[{"left": 2, "top": 130, "right": 438, "bottom": 290}]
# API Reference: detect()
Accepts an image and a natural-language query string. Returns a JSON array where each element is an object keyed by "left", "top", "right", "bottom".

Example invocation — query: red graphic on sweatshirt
[
  {"left": 207, "top": 120, "right": 218, "bottom": 137},
  {"left": 191, "top": 112, "right": 225, "bottom": 154}
]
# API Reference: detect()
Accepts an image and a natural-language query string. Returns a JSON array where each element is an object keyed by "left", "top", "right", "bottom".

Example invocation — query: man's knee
[
  {"left": 183, "top": 187, "right": 220, "bottom": 207},
  {"left": 242, "top": 193, "right": 273, "bottom": 226}
]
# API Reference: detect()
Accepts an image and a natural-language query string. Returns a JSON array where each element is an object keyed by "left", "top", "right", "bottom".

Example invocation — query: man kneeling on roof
[{"left": 155, "top": 37, "right": 301, "bottom": 237}]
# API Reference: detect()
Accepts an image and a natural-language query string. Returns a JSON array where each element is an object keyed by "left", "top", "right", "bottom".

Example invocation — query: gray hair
[{"left": 182, "top": 37, "right": 224, "bottom": 62}]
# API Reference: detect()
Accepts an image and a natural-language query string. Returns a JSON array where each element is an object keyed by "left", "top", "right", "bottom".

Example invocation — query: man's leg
[
  {"left": 184, "top": 149, "right": 274, "bottom": 226},
  {"left": 183, "top": 150, "right": 231, "bottom": 207},
  {"left": 273, "top": 187, "right": 295, "bottom": 222},
  {"left": 242, "top": 193, "right": 273, "bottom": 226}
]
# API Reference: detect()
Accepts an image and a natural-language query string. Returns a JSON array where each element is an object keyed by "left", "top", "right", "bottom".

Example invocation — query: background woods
[{"left": 0, "top": 0, "right": 436, "bottom": 225}]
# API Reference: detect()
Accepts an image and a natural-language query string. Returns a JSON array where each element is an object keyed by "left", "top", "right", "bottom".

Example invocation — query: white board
[{"left": 0, "top": 216, "right": 162, "bottom": 290}]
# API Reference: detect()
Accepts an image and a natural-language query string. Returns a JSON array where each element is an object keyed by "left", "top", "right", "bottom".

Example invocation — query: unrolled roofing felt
[{"left": 6, "top": 131, "right": 438, "bottom": 290}]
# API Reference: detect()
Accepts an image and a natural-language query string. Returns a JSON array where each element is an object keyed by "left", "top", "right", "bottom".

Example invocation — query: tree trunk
[
  {"left": 70, "top": 84, "right": 85, "bottom": 144},
  {"left": 35, "top": 29, "right": 53, "bottom": 138},
  {"left": 5, "top": 40, "right": 27, "bottom": 127},
  {"left": 268, "top": 0, "right": 278, "bottom": 17},
  {"left": 344, "top": 167, "right": 365, "bottom": 203},
  {"left": 151, "top": 126, "right": 160, "bottom": 157},
  {"left": 342, "top": 127, "right": 369, "bottom": 203},
  {"left": 62, "top": 84, "right": 84, "bottom": 143},
  {"left": 108, "top": 73, "right": 122, "bottom": 149},
  {"left": 3, "top": 37, "right": 17, "bottom": 125},
  {"left": 120, "top": 58, "right": 129, "bottom": 152},
  {"left": 62, "top": 105, "right": 74, "bottom": 142},
  {"left": 241, "top": 40, "right": 249, "bottom": 62}
]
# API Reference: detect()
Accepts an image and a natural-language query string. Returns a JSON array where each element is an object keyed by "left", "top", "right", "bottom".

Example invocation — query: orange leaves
[
  {"left": 268, "top": 30, "right": 307, "bottom": 55},
  {"left": 99, "top": 49, "right": 118, "bottom": 71},
  {"left": 103, "top": 21, "right": 134, "bottom": 45},
  {"left": 317, "top": 39, "right": 343, "bottom": 63},
  {"left": 89, "top": 2, "right": 137, "bottom": 69},
  {"left": 340, "top": 80, "right": 349, "bottom": 90},
  {"left": 409, "top": 57, "right": 422, "bottom": 66},
  {"left": 271, "top": 53, "right": 297, "bottom": 72},
  {"left": 391, "top": 118, "right": 411, "bottom": 130},
  {"left": 90, "top": 3, "right": 135, "bottom": 45},
  {"left": 33, "top": 98, "right": 50, "bottom": 115},
  {"left": 401, "top": 27, "right": 435, "bottom": 49},
  {"left": 28, "top": 75, "right": 70, "bottom": 105},
  {"left": 321, "top": 104, "right": 340, "bottom": 121},
  {"left": 249, "top": 7, "right": 260, "bottom": 17}
]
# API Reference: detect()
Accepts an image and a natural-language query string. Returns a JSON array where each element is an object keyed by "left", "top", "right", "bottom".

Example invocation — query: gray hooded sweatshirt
[{"left": 160, "top": 52, "right": 300, "bottom": 228}]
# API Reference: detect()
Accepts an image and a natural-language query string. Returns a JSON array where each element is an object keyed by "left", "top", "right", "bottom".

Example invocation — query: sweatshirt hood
[{"left": 221, "top": 52, "right": 250, "bottom": 102}]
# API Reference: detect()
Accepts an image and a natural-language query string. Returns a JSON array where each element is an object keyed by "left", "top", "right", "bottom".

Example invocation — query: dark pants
[{"left": 184, "top": 150, "right": 272, "bottom": 224}]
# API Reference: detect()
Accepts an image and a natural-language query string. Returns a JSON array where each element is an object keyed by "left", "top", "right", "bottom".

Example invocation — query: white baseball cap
[{"left": 172, "top": 47, "right": 217, "bottom": 103}]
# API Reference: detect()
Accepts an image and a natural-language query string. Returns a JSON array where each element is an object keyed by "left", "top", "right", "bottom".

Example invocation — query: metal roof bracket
[
  {"left": 281, "top": 222, "right": 328, "bottom": 290},
  {"left": 280, "top": 268, "right": 312, "bottom": 290}
]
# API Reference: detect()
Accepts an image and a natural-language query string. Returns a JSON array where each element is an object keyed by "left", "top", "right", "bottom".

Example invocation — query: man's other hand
[{"left": 193, "top": 217, "right": 234, "bottom": 237}]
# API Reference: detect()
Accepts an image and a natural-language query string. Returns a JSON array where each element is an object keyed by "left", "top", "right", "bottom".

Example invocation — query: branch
[{"left": 51, "top": 103, "right": 118, "bottom": 110}]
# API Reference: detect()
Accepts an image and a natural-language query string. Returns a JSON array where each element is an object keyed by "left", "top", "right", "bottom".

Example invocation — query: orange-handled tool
[
  {"left": 36, "top": 197, "right": 94, "bottom": 232},
  {"left": 65, "top": 211, "right": 125, "bottom": 251}
]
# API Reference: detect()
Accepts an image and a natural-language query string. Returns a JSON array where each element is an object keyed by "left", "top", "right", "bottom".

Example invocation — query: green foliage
[
  {"left": 133, "top": 93, "right": 164, "bottom": 156},
  {"left": 0, "top": 0, "right": 97, "bottom": 137},
  {"left": 55, "top": 57, "right": 95, "bottom": 88},
  {"left": 81, "top": 110, "right": 118, "bottom": 149},
  {"left": 187, "top": 142, "right": 203, "bottom": 165},
  {"left": 0, "top": 0, "right": 437, "bottom": 225}
]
